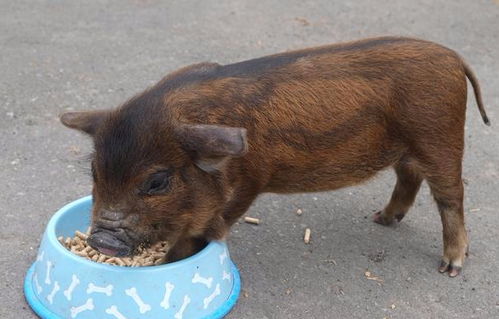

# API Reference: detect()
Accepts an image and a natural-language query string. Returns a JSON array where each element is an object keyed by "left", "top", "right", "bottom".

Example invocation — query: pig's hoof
[
  {"left": 438, "top": 260, "right": 462, "bottom": 277},
  {"left": 373, "top": 211, "right": 394, "bottom": 226},
  {"left": 395, "top": 213, "right": 405, "bottom": 222}
]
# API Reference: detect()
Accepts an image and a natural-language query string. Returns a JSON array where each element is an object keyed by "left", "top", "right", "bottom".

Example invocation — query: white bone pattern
[
  {"left": 174, "top": 295, "right": 191, "bottom": 319},
  {"left": 106, "top": 305, "right": 127, "bottom": 319},
  {"left": 46, "top": 281, "right": 60, "bottom": 304},
  {"left": 86, "top": 283, "right": 113, "bottom": 296},
  {"left": 33, "top": 273, "right": 42, "bottom": 294},
  {"left": 219, "top": 250, "right": 228, "bottom": 265},
  {"left": 35, "top": 248, "right": 232, "bottom": 316},
  {"left": 45, "top": 260, "right": 52, "bottom": 285},
  {"left": 160, "top": 282, "right": 175, "bottom": 310},
  {"left": 64, "top": 274, "right": 80, "bottom": 301},
  {"left": 192, "top": 272, "right": 213, "bottom": 288},
  {"left": 125, "top": 287, "right": 151, "bottom": 314},
  {"left": 203, "top": 283, "right": 221, "bottom": 309},
  {"left": 70, "top": 298, "right": 94, "bottom": 318}
]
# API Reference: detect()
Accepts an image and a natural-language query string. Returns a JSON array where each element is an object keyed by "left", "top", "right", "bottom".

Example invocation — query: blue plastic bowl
[{"left": 24, "top": 196, "right": 240, "bottom": 319}]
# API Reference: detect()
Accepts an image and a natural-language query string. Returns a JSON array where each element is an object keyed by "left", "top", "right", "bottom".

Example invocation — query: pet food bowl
[{"left": 24, "top": 196, "right": 241, "bottom": 319}]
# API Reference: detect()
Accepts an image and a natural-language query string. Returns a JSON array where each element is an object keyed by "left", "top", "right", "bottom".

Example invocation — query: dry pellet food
[
  {"left": 304, "top": 228, "right": 311, "bottom": 244},
  {"left": 59, "top": 228, "right": 169, "bottom": 267},
  {"left": 244, "top": 216, "right": 260, "bottom": 225}
]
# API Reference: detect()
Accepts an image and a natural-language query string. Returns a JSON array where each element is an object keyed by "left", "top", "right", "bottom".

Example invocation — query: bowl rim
[{"left": 47, "top": 195, "right": 227, "bottom": 272}]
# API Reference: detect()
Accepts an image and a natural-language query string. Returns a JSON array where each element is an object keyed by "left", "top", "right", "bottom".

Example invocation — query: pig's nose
[{"left": 87, "top": 231, "right": 132, "bottom": 257}]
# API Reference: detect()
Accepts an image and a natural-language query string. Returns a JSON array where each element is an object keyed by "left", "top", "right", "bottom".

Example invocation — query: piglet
[{"left": 61, "top": 36, "right": 490, "bottom": 277}]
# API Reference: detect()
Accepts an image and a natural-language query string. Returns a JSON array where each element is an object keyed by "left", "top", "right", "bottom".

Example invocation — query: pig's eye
[{"left": 140, "top": 170, "right": 171, "bottom": 195}]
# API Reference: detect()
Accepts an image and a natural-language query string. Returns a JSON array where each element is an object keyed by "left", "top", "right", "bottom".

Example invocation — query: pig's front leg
[
  {"left": 165, "top": 191, "right": 258, "bottom": 263},
  {"left": 222, "top": 193, "right": 258, "bottom": 227},
  {"left": 165, "top": 237, "right": 208, "bottom": 262}
]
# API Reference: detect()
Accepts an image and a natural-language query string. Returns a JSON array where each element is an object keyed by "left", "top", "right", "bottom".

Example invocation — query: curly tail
[{"left": 462, "top": 60, "right": 490, "bottom": 126}]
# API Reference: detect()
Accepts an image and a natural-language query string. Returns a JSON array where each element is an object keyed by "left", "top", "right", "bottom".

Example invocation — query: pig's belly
[
  {"left": 262, "top": 134, "right": 404, "bottom": 193},
  {"left": 265, "top": 161, "right": 390, "bottom": 193}
]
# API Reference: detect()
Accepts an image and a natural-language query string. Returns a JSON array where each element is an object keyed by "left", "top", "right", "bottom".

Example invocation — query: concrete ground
[{"left": 1, "top": 0, "right": 498, "bottom": 318}]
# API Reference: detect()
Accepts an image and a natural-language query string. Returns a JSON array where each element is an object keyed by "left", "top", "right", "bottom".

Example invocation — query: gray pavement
[{"left": 1, "top": 1, "right": 498, "bottom": 318}]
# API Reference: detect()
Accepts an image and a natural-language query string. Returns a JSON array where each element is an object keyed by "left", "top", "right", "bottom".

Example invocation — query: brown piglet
[{"left": 61, "top": 36, "right": 490, "bottom": 277}]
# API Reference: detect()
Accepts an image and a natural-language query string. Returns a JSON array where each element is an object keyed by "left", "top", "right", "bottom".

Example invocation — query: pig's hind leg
[
  {"left": 412, "top": 135, "right": 467, "bottom": 277},
  {"left": 425, "top": 170, "right": 467, "bottom": 277},
  {"left": 373, "top": 159, "right": 423, "bottom": 225}
]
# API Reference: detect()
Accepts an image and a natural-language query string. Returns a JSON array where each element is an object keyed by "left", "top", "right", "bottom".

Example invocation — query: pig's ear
[
  {"left": 176, "top": 124, "right": 248, "bottom": 173},
  {"left": 59, "top": 110, "right": 109, "bottom": 136}
]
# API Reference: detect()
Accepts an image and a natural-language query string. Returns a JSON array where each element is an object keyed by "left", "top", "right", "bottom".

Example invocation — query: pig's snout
[
  {"left": 87, "top": 231, "right": 132, "bottom": 257},
  {"left": 87, "top": 209, "right": 141, "bottom": 256}
]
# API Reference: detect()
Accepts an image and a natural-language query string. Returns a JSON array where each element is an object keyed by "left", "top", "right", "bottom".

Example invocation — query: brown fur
[{"left": 61, "top": 36, "right": 489, "bottom": 276}]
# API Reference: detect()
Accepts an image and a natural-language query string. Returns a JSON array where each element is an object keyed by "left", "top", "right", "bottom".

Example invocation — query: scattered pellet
[
  {"left": 244, "top": 216, "right": 260, "bottom": 225},
  {"left": 364, "top": 270, "right": 383, "bottom": 282},
  {"left": 296, "top": 209, "right": 303, "bottom": 215},
  {"left": 304, "top": 228, "right": 311, "bottom": 244}
]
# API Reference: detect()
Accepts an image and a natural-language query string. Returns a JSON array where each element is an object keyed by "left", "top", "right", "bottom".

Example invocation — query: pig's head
[{"left": 60, "top": 98, "right": 247, "bottom": 259}]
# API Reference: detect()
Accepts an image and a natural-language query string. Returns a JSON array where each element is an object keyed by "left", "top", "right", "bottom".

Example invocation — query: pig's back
[
  {"left": 168, "top": 37, "right": 465, "bottom": 192},
  {"left": 218, "top": 36, "right": 456, "bottom": 79}
]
